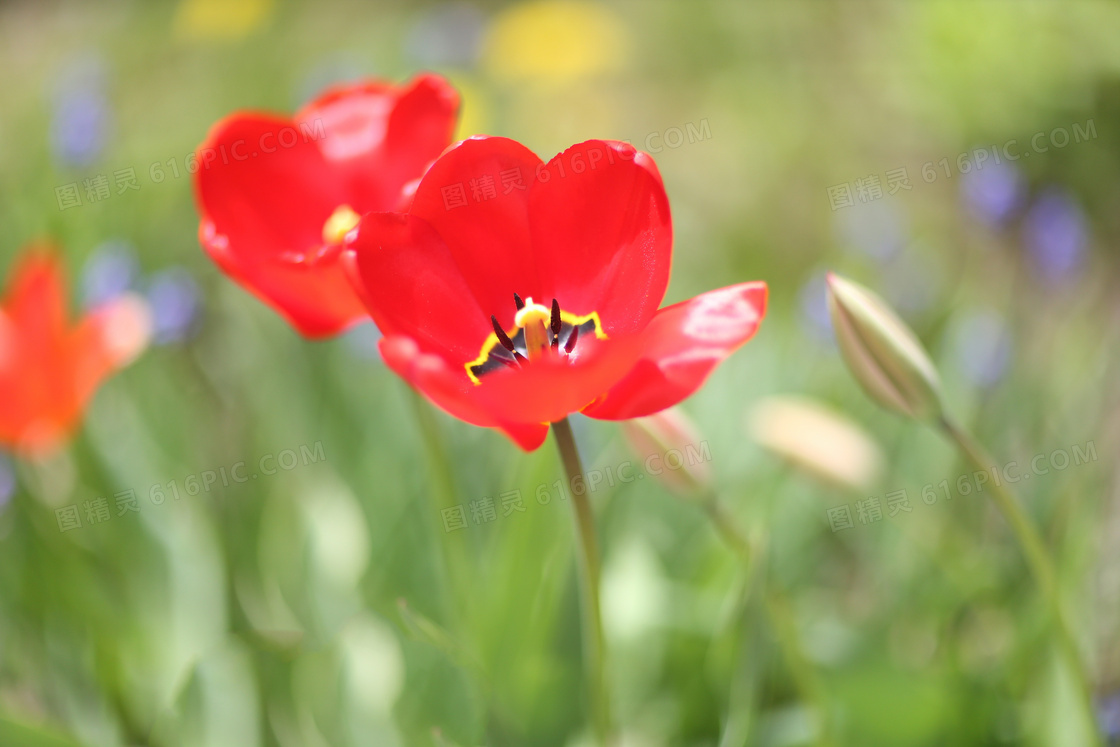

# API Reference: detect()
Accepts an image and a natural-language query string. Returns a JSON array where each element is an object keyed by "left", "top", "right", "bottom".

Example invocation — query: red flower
[
  {"left": 193, "top": 74, "right": 459, "bottom": 337},
  {"left": 0, "top": 248, "right": 150, "bottom": 458},
  {"left": 344, "top": 137, "right": 767, "bottom": 450}
]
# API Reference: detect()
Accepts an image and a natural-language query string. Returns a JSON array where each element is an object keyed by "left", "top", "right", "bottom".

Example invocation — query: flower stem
[
  {"left": 552, "top": 417, "right": 611, "bottom": 745},
  {"left": 940, "top": 417, "right": 1101, "bottom": 746},
  {"left": 700, "top": 493, "right": 836, "bottom": 747},
  {"left": 702, "top": 496, "right": 752, "bottom": 558},
  {"left": 408, "top": 388, "right": 465, "bottom": 622}
]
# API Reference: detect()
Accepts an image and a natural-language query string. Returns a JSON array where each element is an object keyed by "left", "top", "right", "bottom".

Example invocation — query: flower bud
[
  {"left": 826, "top": 273, "right": 943, "bottom": 421},
  {"left": 620, "top": 407, "right": 711, "bottom": 497},
  {"left": 747, "top": 395, "right": 883, "bottom": 492}
]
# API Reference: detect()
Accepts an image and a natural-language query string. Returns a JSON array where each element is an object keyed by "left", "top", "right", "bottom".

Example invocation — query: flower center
[
  {"left": 513, "top": 298, "right": 554, "bottom": 360},
  {"left": 322, "top": 204, "right": 361, "bottom": 245},
  {"left": 466, "top": 294, "right": 606, "bottom": 385}
]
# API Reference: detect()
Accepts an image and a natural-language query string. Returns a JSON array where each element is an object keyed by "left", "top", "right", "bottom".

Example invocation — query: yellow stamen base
[
  {"left": 465, "top": 296, "right": 607, "bottom": 385},
  {"left": 322, "top": 204, "right": 361, "bottom": 245}
]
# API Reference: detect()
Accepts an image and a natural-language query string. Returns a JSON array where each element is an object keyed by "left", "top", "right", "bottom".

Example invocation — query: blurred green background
[{"left": 1, "top": 0, "right": 1119, "bottom": 745}]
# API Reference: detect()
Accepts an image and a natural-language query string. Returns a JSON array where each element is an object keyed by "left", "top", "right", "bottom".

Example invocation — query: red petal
[
  {"left": 531, "top": 140, "right": 672, "bottom": 335},
  {"left": 0, "top": 250, "right": 128, "bottom": 456},
  {"left": 378, "top": 335, "right": 496, "bottom": 428},
  {"left": 468, "top": 333, "right": 645, "bottom": 425},
  {"left": 582, "top": 282, "right": 768, "bottom": 420},
  {"left": 379, "top": 334, "right": 551, "bottom": 450},
  {"left": 201, "top": 220, "right": 368, "bottom": 337},
  {"left": 343, "top": 213, "right": 491, "bottom": 362},
  {"left": 0, "top": 252, "right": 68, "bottom": 449},
  {"left": 194, "top": 114, "right": 346, "bottom": 264},
  {"left": 351, "top": 207, "right": 644, "bottom": 430},
  {"left": 194, "top": 77, "right": 459, "bottom": 339},
  {"left": 4, "top": 250, "right": 68, "bottom": 348},
  {"left": 409, "top": 136, "right": 545, "bottom": 327},
  {"left": 405, "top": 137, "right": 670, "bottom": 333},
  {"left": 377, "top": 331, "right": 643, "bottom": 440},
  {"left": 497, "top": 421, "right": 551, "bottom": 451},
  {"left": 296, "top": 74, "right": 459, "bottom": 212}
]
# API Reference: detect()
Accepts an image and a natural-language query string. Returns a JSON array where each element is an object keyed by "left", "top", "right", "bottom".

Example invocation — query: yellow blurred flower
[
  {"left": 482, "top": 0, "right": 630, "bottom": 84},
  {"left": 174, "top": 0, "right": 274, "bottom": 41},
  {"left": 506, "top": 85, "right": 622, "bottom": 153},
  {"left": 747, "top": 395, "right": 883, "bottom": 492}
]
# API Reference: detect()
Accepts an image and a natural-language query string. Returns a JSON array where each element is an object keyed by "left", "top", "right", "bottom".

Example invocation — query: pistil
[{"left": 514, "top": 297, "right": 554, "bottom": 360}]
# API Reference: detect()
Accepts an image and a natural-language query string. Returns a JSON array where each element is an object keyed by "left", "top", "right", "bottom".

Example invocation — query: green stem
[
  {"left": 409, "top": 389, "right": 459, "bottom": 513},
  {"left": 552, "top": 417, "right": 611, "bottom": 745},
  {"left": 408, "top": 388, "right": 465, "bottom": 623},
  {"left": 700, "top": 493, "right": 836, "bottom": 747},
  {"left": 763, "top": 591, "right": 836, "bottom": 747},
  {"left": 940, "top": 417, "right": 1100, "bottom": 746},
  {"left": 702, "top": 497, "right": 752, "bottom": 558},
  {"left": 718, "top": 538, "right": 768, "bottom": 747}
]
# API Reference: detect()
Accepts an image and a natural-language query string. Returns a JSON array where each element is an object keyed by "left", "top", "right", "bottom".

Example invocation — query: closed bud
[
  {"left": 747, "top": 395, "right": 883, "bottom": 492},
  {"left": 826, "top": 273, "right": 944, "bottom": 421}
]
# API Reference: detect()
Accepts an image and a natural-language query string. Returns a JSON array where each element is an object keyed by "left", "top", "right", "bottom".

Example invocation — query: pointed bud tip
[{"left": 826, "top": 271, "right": 944, "bottom": 422}]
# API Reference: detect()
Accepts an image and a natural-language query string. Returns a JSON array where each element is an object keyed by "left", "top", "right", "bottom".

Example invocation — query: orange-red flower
[
  {"left": 193, "top": 74, "right": 460, "bottom": 337},
  {"left": 0, "top": 248, "right": 150, "bottom": 458},
  {"left": 344, "top": 137, "right": 768, "bottom": 450}
]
